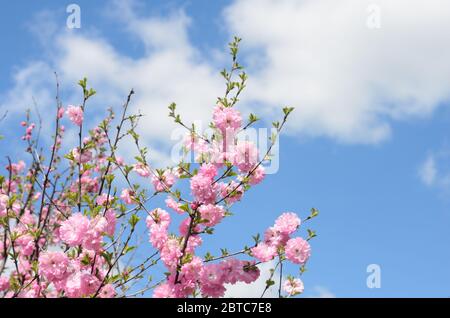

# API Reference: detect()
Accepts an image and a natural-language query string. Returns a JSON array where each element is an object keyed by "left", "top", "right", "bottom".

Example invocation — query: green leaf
[
  {"left": 78, "top": 77, "right": 87, "bottom": 90},
  {"left": 128, "top": 214, "right": 140, "bottom": 228},
  {"left": 204, "top": 252, "right": 214, "bottom": 261},
  {"left": 123, "top": 245, "right": 136, "bottom": 255},
  {"left": 282, "top": 106, "right": 295, "bottom": 116},
  {"left": 265, "top": 279, "right": 275, "bottom": 287},
  {"left": 307, "top": 229, "right": 317, "bottom": 241},
  {"left": 249, "top": 113, "right": 259, "bottom": 123}
]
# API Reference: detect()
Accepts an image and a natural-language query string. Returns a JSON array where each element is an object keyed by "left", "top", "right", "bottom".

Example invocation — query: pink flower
[
  {"left": 285, "top": 237, "right": 311, "bottom": 265},
  {"left": 160, "top": 238, "right": 182, "bottom": 270},
  {"left": 233, "top": 141, "right": 258, "bottom": 173},
  {"left": 190, "top": 164, "right": 219, "bottom": 204},
  {"left": 98, "top": 284, "right": 116, "bottom": 298},
  {"left": 59, "top": 213, "right": 90, "bottom": 246},
  {"left": 274, "top": 212, "right": 301, "bottom": 235},
  {"left": 153, "top": 282, "right": 175, "bottom": 298},
  {"left": 38, "top": 251, "right": 69, "bottom": 282},
  {"left": 219, "top": 258, "right": 242, "bottom": 284},
  {"left": 0, "top": 194, "right": 8, "bottom": 217},
  {"left": 0, "top": 276, "right": 9, "bottom": 291},
  {"left": 283, "top": 278, "right": 304, "bottom": 296},
  {"left": 251, "top": 243, "right": 277, "bottom": 262},
  {"left": 220, "top": 181, "right": 243, "bottom": 204},
  {"left": 72, "top": 147, "right": 92, "bottom": 164},
  {"left": 198, "top": 204, "right": 225, "bottom": 227},
  {"left": 146, "top": 208, "right": 171, "bottom": 230},
  {"left": 212, "top": 104, "right": 242, "bottom": 134},
  {"left": 133, "top": 163, "right": 151, "bottom": 177},
  {"left": 66, "top": 105, "right": 83, "bottom": 126},
  {"left": 96, "top": 193, "right": 113, "bottom": 206},
  {"left": 105, "top": 209, "right": 116, "bottom": 236},
  {"left": 199, "top": 163, "right": 217, "bottom": 179},
  {"left": 181, "top": 256, "right": 203, "bottom": 282},
  {"left": 15, "top": 233, "right": 35, "bottom": 256},
  {"left": 64, "top": 271, "right": 100, "bottom": 298},
  {"left": 184, "top": 134, "right": 209, "bottom": 153},
  {"left": 237, "top": 261, "right": 260, "bottom": 284},
  {"left": 83, "top": 216, "right": 108, "bottom": 251},
  {"left": 199, "top": 263, "right": 225, "bottom": 298},
  {"left": 249, "top": 165, "right": 265, "bottom": 185},
  {"left": 120, "top": 189, "right": 134, "bottom": 205},
  {"left": 264, "top": 226, "right": 289, "bottom": 247},
  {"left": 7, "top": 160, "right": 26, "bottom": 174},
  {"left": 57, "top": 107, "right": 65, "bottom": 119},
  {"left": 151, "top": 169, "right": 177, "bottom": 192},
  {"left": 148, "top": 224, "right": 168, "bottom": 250},
  {"left": 165, "top": 197, "right": 184, "bottom": 214}
]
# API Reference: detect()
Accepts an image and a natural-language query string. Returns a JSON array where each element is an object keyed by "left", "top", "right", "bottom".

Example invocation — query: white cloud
[
  {"left": 224, "top": 261, "right": 281, "bottom": 298},
  {"left": 2, "top": 0, "right": 450, "bottom": 166},
  {"left": 419, "top": 155, "right": 437, "bottom": 186},
  {"left": 308, "top": 285, "right": 336, "bottom": 298},
  {"left": 224, "top": 0, "right": 450, "bottom": 143},
  {"left": 418, "top": 150, "right": 450, "bottom": 190},
  {"left": 0, "top": 1, "right": 223, "bottom": 166}
]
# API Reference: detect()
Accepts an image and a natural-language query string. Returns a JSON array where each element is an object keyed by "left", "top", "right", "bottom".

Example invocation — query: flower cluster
[{"left": 0, "top": 38, "right": 317, "bottom": 298}]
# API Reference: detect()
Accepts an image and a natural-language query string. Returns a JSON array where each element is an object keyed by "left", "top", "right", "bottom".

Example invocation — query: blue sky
[{"left": 1, "top": 0, "right": 450, "bottom": 297}]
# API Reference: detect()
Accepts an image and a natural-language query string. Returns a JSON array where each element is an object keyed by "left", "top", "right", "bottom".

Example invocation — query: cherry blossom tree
[{"left": 0, "top": 37, "right": 318, "bottom": 298}]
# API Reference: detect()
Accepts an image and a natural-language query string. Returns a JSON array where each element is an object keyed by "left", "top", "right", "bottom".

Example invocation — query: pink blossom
[
  {"left": 237, "top": 261, "right": 260, "bottom": 284},
  {"left": 285, "top": 237, "right": 311, "bottom": 265},
  {"left": 199, "top": 163, "right": 217, "bottom": 179},
  {"left": 165, "top": 197, "right": 184, "bottom": 214},
  {"left": 0, "top": 276, "right": 9, "bottom": 291},
  {"left": 151, "top": 169, "right": 177, "bottom": 192},
  {"left": 38, "top": 251, "right": 69, "bottom": 282},
  {"left": 7, "top": 160, "right": 26, "bottom": 174},
  {"left": 83, "top": 216, "right": 108, "bottom": 251},
  {"left": 199, "top": 263, "right": 226, "bottom": 298},
  {"left": 184, "top": 134, "right": 209, "bottom": 153},
  {"left": 220, "top": 181, "right": 243, "bottom": 204},
  {"left": 57, "top": 107, "right": 65, "bottom": 119},
  {"left": 133, "top": 163, "right": 151, "bottom": 177},
  {"left": 146, "top": 208, "right": 171, "bottom": 230},
  {"left": 274, "top": 212, "right": 301, "bottom": 235},
  {"left": 160, "top": 238, "right": 182, "bottom": 270},
  {"left": 264, "top": 226, "right": 289, "bottom": 247},
  {"left": 179, "top": 217, "right": 202, "bottom": 236},
  {"left": 233, "top": 141, "right": 258, "bottom": 173},
  {"left": 148, "top": 224, "right": 168, "bottom": 250},
  {"left": 98, "top": 284, "right": 116, "bottom": 298},
  {"left": 72, "top": 147, "right": 92, "bottom": 164},
  {"left": 153, "top": 282, "right": 175, "bottom": 298},
  {"left": 190, "top": 164, "right": 219, "bottom": 204},
  {"left": 0, "top": 194, "right": 8, "bottom": 217},
  {"left": 181, "top": 256, "right": 203, "bottom": 282},
  {"left": 59, "top": 213, "right": 90, "bottom": 246},
  {"left": 105, "top": 209, "right": 116, "bottom": 236},
  {"left": 249, "top": 165, "right": 265, "bottom": 185},
  {"left": 66, "top": 105, "right": 83, "bottom": 126},
  {"left": 283, "top": 278, "right": 304, "bottom": 296},
  {"left": 251, "top": 243, "right": 277, "bottom": 262},
  {"left": 120, "top": 188, "right": 134, "bottom": 205},
  {"left": 65, "top": 271, "right": 100, "bottom": 298},
  {"left": 15, "top": 234, "right": 35, "bottom": 256},
  {"left": 198, "top": 204, "right": 225, "bottom": 227},
  {"left": 219, "top": 258, "right": 242, "bottom": 284},
  {"left": 96, "top": 193, "right": 113, "bottom": 206}
]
